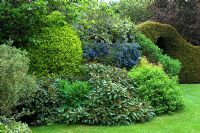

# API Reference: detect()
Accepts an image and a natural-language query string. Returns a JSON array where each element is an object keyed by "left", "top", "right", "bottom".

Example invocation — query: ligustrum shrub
[
  {"left": 28, "top": 11, "right": 82, "bottom": 77},
  {"left": 128, "top": 58, "right": 184, "bottom": 115},
  {"left": 16, "top": 77, "right": 63, "bottom": 126}
]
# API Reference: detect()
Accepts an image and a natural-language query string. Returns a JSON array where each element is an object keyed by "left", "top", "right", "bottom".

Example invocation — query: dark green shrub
[
  {"left": 80, "top": 81, "right": 154, "bottom": 125},
  {"left": 16, "top": 77, "right": 90, "bottom": 126},
  {"left": 0, "top": 0, "right": 78, "bottom": 48},
  {"left": 0, "top": 44, "right": 35, "bottom": 117},
  {"left": 128, "top": 59, "right": 183, "bottom": 114},
  {"left": 16, "top": 77, "right": 62, "bottom": 126},
  {"left": 135, "top": 32, "right": 181, "bottom": 77},
  {"left": 0, "top": 0, "right": 48, "bottom": 47},
  {"left": 0, "top": 116, "right": 31, "bottom": 133},
  {"left": 28, "top": 11, "right": 82, "bottom": 77},
  {"left": 83, "top": 63, "right": 134, "bottom": 89},
  {"left": 61, "top": 63, "right": 155, "bottom": 125},
  {"left": 17, "top": 64, "right": 154, "bottom": 126}
]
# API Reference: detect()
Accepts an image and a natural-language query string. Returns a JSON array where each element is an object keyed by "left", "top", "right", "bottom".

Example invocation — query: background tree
[
  {"left": 111, "top": 0, "right": 154, "bottom": 23},
  {"left": 150, "top": 0, "right": 200, "bottom": 45}
]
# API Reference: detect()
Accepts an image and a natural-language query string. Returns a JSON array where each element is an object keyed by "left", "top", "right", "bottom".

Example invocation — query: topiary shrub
[
  {"left": 28, "top": 11, "right": 82, "bottom": 77},
  {"left": 0, "top": 44, "right": 35, "bottom": 117},
  {"left": 135, "top": 32, "right": 181, "bottom": 77},
  {"left": 83, "top": 41, "right": 141, "bottom": 69},
  {"left": 138, "top": 21, "right": 200, "bottom": 83},
  {"left": 128, "top": 58, "right": 183, "bottom": 115},
  {"left": 61, "top": 63, "right": 155, "bottom": 125},
  {"left": 0, "top": 116, "right": 31, "bottom": 133}
]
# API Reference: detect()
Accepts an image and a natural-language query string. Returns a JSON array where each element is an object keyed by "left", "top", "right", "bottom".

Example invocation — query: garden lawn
[{"left": 31, "top": 84, "right": 200, "bottom": 133}]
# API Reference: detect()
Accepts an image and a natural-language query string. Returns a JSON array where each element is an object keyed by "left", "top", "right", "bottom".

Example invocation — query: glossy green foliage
[
  {"left": 28, "top": 11, "right": 82, "bottom": 77},
  {"left": 128, "top": 60, "right": 183, "bottom": 114},
  {"left": 61, "top": 63, "right": 155, "bottom": 125},
  {"left": 57, "top": 80, "right": 91, "bottom": 108},
  {"left": 0, "top": 44, "right": 35, "bottom": 117},
  {"left": 16, "top": 77, "right": 90, "bottom": 126},
  {"left": 83, "top": 63, "right": 134, "bottom": 91}
]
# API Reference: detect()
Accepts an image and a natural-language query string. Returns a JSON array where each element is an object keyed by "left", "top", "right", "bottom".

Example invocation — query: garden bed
[{"left": 31, "top": 84, "right": 200, "bottom": 133}]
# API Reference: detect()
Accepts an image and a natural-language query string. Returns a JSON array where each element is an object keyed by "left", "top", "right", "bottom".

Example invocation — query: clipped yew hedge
[{"left": 138, "top": 21, "right": 200, "bottom": 83}]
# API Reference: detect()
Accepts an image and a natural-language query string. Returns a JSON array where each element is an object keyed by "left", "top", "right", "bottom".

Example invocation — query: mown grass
[{"left": 31, "top": 84, "right": 200, "bottom": 133}]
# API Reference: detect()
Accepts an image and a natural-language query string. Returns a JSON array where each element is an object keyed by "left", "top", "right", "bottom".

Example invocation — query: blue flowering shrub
[
  {"left": 83, "top": 41, "right": 109, "bottom": 61},
  {"left": 113, "top": 43, "right": 141, "bottom": 69},
  {"left": 83, "top": 41, "right": 141, "bottom": 69}
]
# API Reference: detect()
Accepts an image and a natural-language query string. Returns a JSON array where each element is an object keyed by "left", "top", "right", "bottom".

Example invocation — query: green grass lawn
[{"left": 31, "top": 84, "right": 200, "bottom": 133}]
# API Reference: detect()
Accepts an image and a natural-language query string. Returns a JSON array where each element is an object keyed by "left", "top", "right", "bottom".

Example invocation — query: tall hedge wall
[{"left": 138, "top": 21, "right": 200, "bottom": 83}]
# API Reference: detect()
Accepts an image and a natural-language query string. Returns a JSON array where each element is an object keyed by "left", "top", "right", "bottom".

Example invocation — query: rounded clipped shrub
[
  {"left": 138, "top": 21, "right": 200, "bottom": 83},
  {"left": 128, "top": 58, "right": 183, "bottom": 115},
  {"left": 62, "top": 63, "right": 155, "bottom": 125},
  {"left": 0, "top": 44, "right": 35, "bottom": 117},
  {"left": 28, "top": 11, "right": 82, "bottom": 76},
  {"left": 83, "top": 41, "right": 141, "bottom": 69}
]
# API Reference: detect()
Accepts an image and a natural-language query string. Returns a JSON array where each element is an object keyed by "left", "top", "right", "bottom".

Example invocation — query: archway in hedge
[
  {"left": 138, "top": 21, "right": 200, "bottom": 83},
  {"left": 156, "top": 36, "right": 167, "bottom": 54}
]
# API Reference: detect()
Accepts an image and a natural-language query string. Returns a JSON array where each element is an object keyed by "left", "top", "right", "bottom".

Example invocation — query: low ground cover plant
[{"left": 0, "top": 116, "right": 31, "bottom": 133}]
